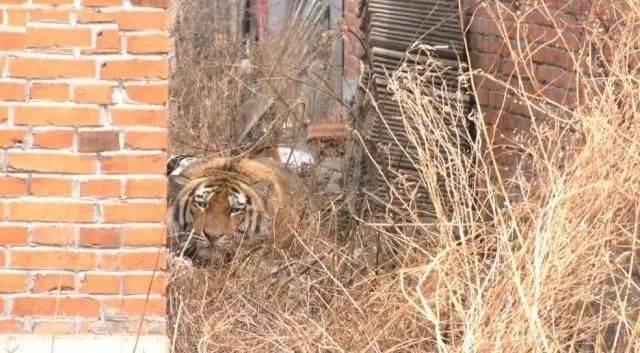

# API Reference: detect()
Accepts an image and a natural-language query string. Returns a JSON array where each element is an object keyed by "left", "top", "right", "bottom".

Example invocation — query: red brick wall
[
  {"left": 0, "top": 0, "right": 168, "bottom": 339},
  {"left": 465, "top": 0, "right": 606, "bottom": 189}
]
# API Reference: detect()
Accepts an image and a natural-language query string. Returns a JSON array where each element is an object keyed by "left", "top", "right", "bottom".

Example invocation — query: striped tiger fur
[{"left": 167, "top": 156, "right": 309, "bottom": 264}]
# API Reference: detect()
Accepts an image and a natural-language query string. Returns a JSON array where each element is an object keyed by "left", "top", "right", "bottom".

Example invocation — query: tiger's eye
[{"left": 229, "top": 207, "right": 244, "bottom": 214}]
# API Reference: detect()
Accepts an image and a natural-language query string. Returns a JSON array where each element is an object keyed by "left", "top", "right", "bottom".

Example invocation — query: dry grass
[
  {"left": 170, "top": 0, "right": 341, "bottom": 156},
  {"left": 168, "top": 1, "right": 640, "bottom": 352}
]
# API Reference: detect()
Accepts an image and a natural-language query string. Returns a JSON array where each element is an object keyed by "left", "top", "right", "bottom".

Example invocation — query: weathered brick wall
[
  {"left": 0, "top": 0, "right": 169, "bottom": 349},
  {"left": 465, "top": 0, "right": 607, "bottom": 192}
]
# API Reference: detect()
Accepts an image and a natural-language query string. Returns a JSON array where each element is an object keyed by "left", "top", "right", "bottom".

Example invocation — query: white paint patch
[{"left": 0, "top": 335, "right": 168, "bottom": 353}]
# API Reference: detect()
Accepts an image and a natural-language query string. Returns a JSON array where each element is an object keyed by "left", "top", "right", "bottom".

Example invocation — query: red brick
[
  {"left": 78, "top": 130, "right": 120, "bottom": 152},
  {"left": 9, "top": 57, "right": 95, "bottom": 79},
  {"left": 100, "top": 251, "right": 166, "bottom": 270},
  {"left": 83, "top": 0, "right": 122, "bottom": 6},
  {"left": 30, "top": 178, "right": 73, "bottom": 196},
  {"left": 0, "top": 272, "right": 28, "bottom": 293},
  {"left": 31, "top": 225, "right": 75, "bottom": 245},
  {"left": 101, "top": 60, "right": 168, "bottom": 80},
  {"left": 30, "top": 83, "right": 69, "bottom": 101},
  {"left": 468, "top": 16, "right": 498, "bottom": 37},
  {"left": 124, "top": 130, "right": 167, "bottom": 150},
  {"left": 14, "top": 106, "right": 100, "bottom": 126},
  {"left": 6, "top": 9, "right": 27, "bottom": 26},
  {"left": 101, "top": 154, "right": 165, "bottom": 174},
  {"left": 84, "top": 29, "right": 120, "bottom": 54},
  {"left": 79, "top": 227, "right": 120, "bottom": 248},
  {"left": 541, "top": 85, "right": 575, "bottom": 106},
  {"left": 102, "top": 202, "right": 166, "bottom": 223},
  {"left": 529, "top": 23, "right": 581, "bottom": 51},
  {"left": 122, "top": 226, "right": 165, "bottom": 246},
  {"left": 80, "top": 273, "right": 119, "bottom": 294},
  {"left": 125, "top": 178, "right": 166, "bottom": 198},
  {"left": 12, "top": 250, "right": 97, "bottom": 270},
  {"left": 111, "top": 108, "right": 166, "bottom": 127},
  {"left": 26, "top": 28, "right": 91, "bottom": 48},
  {"left": 29, "top": 9, "right": 70, "bottom": 23},
  {"left": 74, "top": 84, "right": 113, "bottom": 104},
  {"left": 34, "top": 0, "right": 73, "bottom": 4},
  {"left": 103, "top": 297, "right": 165, "bottom": 316},
  {"left": 32, "top": 320, "right": 76, "bottom": 334},
  {"left": 80, "top": 179, "right": 121, "bottom": 198},
  {"left": 9, "top": 152, "right": 96, "bottom": 173},
  {"left": 13, "top": 297, "right": 100, "bottom": 317},
  {"left": 0, "top": 226, "right": 28, "bottom": 245},
  {"left": 124, "top": 273, "right": 165, "bottom": 294},
  {"left": 127, "top": 34, "right": 170, "bottom": 54},
  {"left": 0, "top": 82, "right": 25, "bottom": 100},
  {"left": 8, "top": 201, "right": 95, "bottom": 222},
  {"left": 118, "top": 11, "right": 168, "bottom": 31},
  {"left": 530, "top": 46, "right": 574, "bottom": 71},
  {"left": 0, "top": 319, "right": 22, "bottom": 333},
  {"left": 0, "top": 176, "right": 26, "bottom": 196},
  {"left": 468, "top": 34, "right": 502, "bottom": 55},
  {"left": 536, "top": 64, "right": 575, "bottom": 89},
  {"left": 77, "top": 10, "right": 117, "bottom": 23},
  {"left": 125, "top": 84, "right": 167, "bottom": 104},
  {"left": 32, "top": 273, "right": 75, "bottom": 292},
  {"left": 0, "top": 128, "right": 26, "bottom": 148},
  {"left": 32, "top": 129, "right": 74, "bottom": 149},
  {"left": 0, "top": 32, "right": 25, "bottom": 50}
]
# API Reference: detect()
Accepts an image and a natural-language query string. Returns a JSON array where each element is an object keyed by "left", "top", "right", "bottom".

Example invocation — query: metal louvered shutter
[{"left": 353, "top": 0, "right": 473, "bottom": 220}]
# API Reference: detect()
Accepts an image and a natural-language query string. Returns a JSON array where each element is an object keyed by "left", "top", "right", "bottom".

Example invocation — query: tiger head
[
  {"left": 168, "top": 156, "right": 308, "bottom": 265},
  {"left": 170, "top": 173, "right": 275, "bottom": 263}
]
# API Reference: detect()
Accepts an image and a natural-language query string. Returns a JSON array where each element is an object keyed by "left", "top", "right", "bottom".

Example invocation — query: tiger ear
[
  {"left": 252, "top": 180, "right": 275, "bottom": 199},
  {"left": 167, "top": 154, "right": 200, "bottom": 176}
]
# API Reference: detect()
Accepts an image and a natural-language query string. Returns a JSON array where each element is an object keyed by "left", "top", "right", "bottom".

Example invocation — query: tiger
[{"left": 167, "top": 155, "right": 311, "bottom": 265}]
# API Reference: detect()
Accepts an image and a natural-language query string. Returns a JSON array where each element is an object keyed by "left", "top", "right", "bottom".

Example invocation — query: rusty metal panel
[
  {"left": 366, "top": 0, "right": 466, "bottom": 58},
  {"left": 355, "top": 0, "right": 473, "bottom": 219}
]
